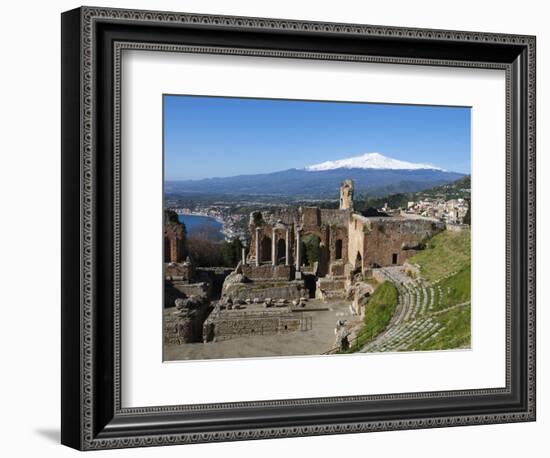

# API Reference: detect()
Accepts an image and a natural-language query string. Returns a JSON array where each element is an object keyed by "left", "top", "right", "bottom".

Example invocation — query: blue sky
[{"left": 164, "top": 95, "right": 471, "bottom": 180}]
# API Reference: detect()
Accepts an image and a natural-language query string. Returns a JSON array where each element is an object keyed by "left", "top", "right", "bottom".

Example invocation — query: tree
[
  {"left": 220, "top": 237, "right": 243, "bottom": 267},
  {"left": 186, "top": 237, "right": 225, "bottom": 267},
  {"left": 463, "top": 199, "right": 471, "bottom": 225},
  {"left": 302, "top": 234, "right": 320, "bottom": 267}
]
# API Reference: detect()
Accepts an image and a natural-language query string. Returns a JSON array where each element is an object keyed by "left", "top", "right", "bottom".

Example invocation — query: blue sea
[{"left": 177, "top": 214, "right": 224, "bottom": 241}]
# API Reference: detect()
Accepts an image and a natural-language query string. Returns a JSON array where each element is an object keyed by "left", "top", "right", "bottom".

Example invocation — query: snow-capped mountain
[
  {"left": 305, "top": 152, "right": 444, "bottom": 172},
  {"left": 167, "top": 160, "right": 463, "bottom": 199}
]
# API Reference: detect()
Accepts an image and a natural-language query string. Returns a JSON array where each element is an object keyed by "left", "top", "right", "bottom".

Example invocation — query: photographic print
[{"left": 163, "top": 95, "right": 471, "bottom": 361}]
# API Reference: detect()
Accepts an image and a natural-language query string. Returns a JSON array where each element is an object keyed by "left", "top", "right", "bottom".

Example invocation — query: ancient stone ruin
[
  {"left": 164, "top": 209, "right": 187, "bottom": 263},
  {"left": 228, "top": 180, "right": 444, "bottom": 304},
  {"left": 164, "top": 181, "right": 444, "bottom": 345}
]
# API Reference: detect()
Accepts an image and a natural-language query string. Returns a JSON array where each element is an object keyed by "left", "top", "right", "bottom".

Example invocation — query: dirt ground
[{"left": 164, "top": 299, "right": 360, "bottom": 361}]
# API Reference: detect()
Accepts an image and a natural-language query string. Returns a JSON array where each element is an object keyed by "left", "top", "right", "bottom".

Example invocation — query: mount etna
[{"left": 165, "top": 153, "right": 465, "bottom": 199}]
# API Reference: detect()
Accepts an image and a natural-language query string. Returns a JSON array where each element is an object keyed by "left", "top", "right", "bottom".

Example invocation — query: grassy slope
[
  {"left": 408, "top": 306, "right": 471, "bottom": 351},
  {"left": 349, "top": 281, "right": 398, "bottom": 351},
  {"left": 429, "top": 265, "right": 471, "bottom": 312},
  {"left": 407, "top": 229, "right": 471, "bottom": 282},
  {"left": 346, "top": 229, "right": 471, "bottom": 353},
  {"left": 409, "top": 229, "right": 471, "bottom": 350}
]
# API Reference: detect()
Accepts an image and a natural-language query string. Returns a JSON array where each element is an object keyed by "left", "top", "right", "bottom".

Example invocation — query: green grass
[
  {"left": 341, "top": 230, "right": 471, "bottom": 354},
  {"left": 404, "top": 230, "right": 472, "bottom": 350},
  {"left": 432, "top": 265, "right": 471, "bottom": 311},
  {"left": 407, "top": 229, "right": 470, "bottom": 282},
  {"left": 406, "top": 304, "right": 471, "bottom": 351},
  {"left": 348, "top": 281, "right": 398, "bottom": 352}
]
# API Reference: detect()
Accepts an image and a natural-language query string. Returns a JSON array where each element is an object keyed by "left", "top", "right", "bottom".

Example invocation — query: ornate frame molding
[{"left": 61, "top": 6, "right": 536, "bottom": 450}]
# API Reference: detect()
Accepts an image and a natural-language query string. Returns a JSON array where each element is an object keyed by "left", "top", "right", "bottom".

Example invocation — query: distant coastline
[
  {"left": 177, "top": 210, "right": 224, "bottom": 225},
  {"left": 177, "top": 213, "right": 224, "bottom": 241}
]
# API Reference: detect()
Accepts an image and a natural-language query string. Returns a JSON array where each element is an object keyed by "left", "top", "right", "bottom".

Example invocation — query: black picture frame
[{"left": 61, "top": 6, "right": 536, "bottom": 450}]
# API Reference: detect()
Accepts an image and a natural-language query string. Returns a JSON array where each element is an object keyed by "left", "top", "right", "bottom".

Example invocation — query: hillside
[
  {"left": 166, "top": 168, "right": 464, "bottom": 200},
  {"left": 356, "top": 175, "right": 470, "bottom": 212},
  {"left": 358, "top": 229, "right": 471, "bottom": 353},
  {"left": 407, "top": 229, "right": 471, "bottom": 282}
]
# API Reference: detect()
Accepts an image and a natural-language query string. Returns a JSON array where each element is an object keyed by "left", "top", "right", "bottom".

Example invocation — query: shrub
[{"left": 349, "top": 281, "right": 398, "bottom": 351}]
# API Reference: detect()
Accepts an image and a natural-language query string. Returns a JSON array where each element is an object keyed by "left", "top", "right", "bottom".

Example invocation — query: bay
[{"left": 177, "top": 214, "right": 224, "bottom": 241}]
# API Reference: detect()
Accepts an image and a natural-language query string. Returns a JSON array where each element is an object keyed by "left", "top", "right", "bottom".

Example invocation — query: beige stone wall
[
  {"left": 339, "top": 180, "right": 354, "bottom": 210},
  {"left": 315, "top": 277, "right": 347, "bottom": 300},
  {"left": 241, "top": 264, "right": 292, "bottom": 280},
  {"left": 328, "top": 260, "right": 345, "bottom": 277},
  {"left": 328, "top": 225, "right": 348, "bottom": 264},
  {"left": 223, "top": 280, "right": 305, "bottom": 302},
  {"left": 203, "top": 309, "right": 305, "bottom": 342},
  {"left": 246, "top": 206, "right": 440, "bottom": 274},
  {"left": 301, "top": 206, "right": 322, "bottom": 227},
  {"left": 362, "top": 217, "right": 443, "bottom": 267},
  {"left": 347, "top": 214, "right": 443, "bottom": 269},
  {"left": 348, "top": 215, "right": 366, "bottom": 271},
  {"left": 164, "top": 223, "right": 186, "bottom": 262},
  {"left": 320, "top": 208, "right": 350, "bottom": 226}
]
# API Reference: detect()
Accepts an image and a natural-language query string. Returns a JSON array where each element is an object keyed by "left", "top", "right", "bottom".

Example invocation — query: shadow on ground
[{"left": 35, "top": 428, "right": 59, "bottom": 443}]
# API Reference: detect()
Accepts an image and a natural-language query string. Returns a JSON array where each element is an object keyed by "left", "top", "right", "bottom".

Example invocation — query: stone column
[
  {"left": 295, "top": 230, "right": 301, "bottom": 269},
  {"left": 285, "top": 228, "right": 290, "bottom": 266},
  {"left": 255, "top": 227, "right": 260, "bottom": 266},
  {"left": 271, "top": 227, "right": 276, "bottom": 266},
  {"left": 241, "top": 247, "right": 246, "bottom": 265}
]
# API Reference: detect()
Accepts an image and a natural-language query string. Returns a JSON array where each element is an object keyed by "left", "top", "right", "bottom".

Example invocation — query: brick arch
[{"left": 300, "top": 229, "right": 329, "bottom": 276}]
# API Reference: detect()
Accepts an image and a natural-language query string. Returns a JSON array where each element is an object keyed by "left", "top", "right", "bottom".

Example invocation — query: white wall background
[{"left": 0, "top": 0, "right": 545, "bottom": 456}]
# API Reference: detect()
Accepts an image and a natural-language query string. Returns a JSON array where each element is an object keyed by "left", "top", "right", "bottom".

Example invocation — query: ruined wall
[
  {"left": 351, "top": 281, "right": 375, "bottom": 316},
  {"left": 301, "top": 206, "right": 322, "bottom": 227},
  {"left": 165, "top": 260, "right": 194, "bottom": 281},
  {"left": 165, "top": 281, "right": 210, "bottom": 308},
  {"left": 347, "top": 214, "right": 443, "bottom": 269},
  {"left": 339, "top": 179, "right": 354, "bottom": 210},
  {"left": 247, "top": 207, "right": 350, "bottom": 273},
  {"left": 320, "top": 208, "right": 350, "bottom": 226},
  {"left": 348, "top": 215, "right": 366, "bottom": 271},
  {"left": 165, "top": 267, "right": 232, "bottom": 307},
  {"left": 194, "top": 267, "right": 233, "bottom": 299},
  {"left": 169, "top": 281, "right": 210, "bottom": 299},
  {"left": 203, "top": 309, "right": 305, "bottom": 342},
  {"left": 223, "top": 280, "right": 305, "bottom": 302},
  {"left": 164, "top": 210, "right": 187, "bottom": 263},
  {"left": 315, "top": 277, "right": 347, "bottom": 301},
  {"left": 164, "top": 296, "right": 212, "bottom": 344},
  {"left": 299, "top": 211, "right": 330, "bottom": 276},
  {"left": 328, "top": 225, "right": 348, "bottom": 266},
  {"left": 328, "top": 260, "right": 345, "bottom": 277},
  {"left": 362, "top": 216, "right": 443, "bottom": 267},
  {"left": 265, "top": 207, "right": 301, "bottom": 226},
  {"left": 241, "top": 264, "right": 292, "bottom": 280},
  {"left": 248, "top": 222, "right": 295, "bottom": 265}
]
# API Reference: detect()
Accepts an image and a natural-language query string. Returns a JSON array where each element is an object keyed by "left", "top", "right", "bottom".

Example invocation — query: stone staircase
[{"left": 360, "top": 267, "right": 469, "bottom": 353}]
